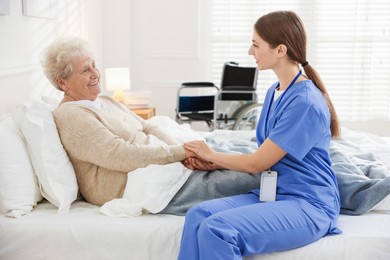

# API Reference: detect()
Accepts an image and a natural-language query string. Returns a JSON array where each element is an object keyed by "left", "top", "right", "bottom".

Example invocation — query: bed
[{"left": 1, "top": 93, "right": 390, "bottom": 260}]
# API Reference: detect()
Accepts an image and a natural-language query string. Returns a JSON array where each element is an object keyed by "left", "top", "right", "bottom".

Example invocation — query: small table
[{"left": 131, "top": 107, "right": 156, "bottom": 119}]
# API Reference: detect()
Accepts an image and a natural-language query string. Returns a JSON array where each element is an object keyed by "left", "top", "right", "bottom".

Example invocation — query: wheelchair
[{"left": 176, "top": 62, "right": 262, "bottom": 130}]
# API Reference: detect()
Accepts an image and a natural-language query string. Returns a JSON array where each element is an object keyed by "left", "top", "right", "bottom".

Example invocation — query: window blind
[{"left": 210, "top": 0, "right": 390, "bottom": 121}]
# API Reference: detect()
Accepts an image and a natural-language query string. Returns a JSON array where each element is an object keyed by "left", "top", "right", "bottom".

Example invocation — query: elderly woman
[{"left": 41, "top": 37, "right": 260, "bottom": 214}]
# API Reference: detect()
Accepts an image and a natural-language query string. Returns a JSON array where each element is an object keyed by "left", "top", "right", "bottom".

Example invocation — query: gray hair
[{"left": 40, "top": 37, "right": 93, "bottom": 91}]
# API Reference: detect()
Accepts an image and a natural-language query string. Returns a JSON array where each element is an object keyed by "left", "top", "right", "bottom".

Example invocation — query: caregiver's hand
[{"left": 184, "top": 140, "right": 215, "bottom": 162}]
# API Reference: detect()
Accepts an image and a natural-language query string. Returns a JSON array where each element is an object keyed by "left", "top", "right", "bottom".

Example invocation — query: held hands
[
  {"left": 184, "top": 140, "right": 214, "bottom": 161},
  {"left": 182, "top": 140, "right": 218, "bottom": 171},
  {"left": 182, "top": 157, "right": 217, "bottom": 171}
]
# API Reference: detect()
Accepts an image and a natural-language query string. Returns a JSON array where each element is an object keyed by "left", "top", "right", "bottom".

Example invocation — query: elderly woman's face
[{"left": 60, "top": 55, "right": 101, "bottom": 101}]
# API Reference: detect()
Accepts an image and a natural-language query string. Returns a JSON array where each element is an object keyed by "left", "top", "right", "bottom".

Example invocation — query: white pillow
[
  {"left": 12, "top": 100, "right": 78, "bottom": 214},
  {"left": 0, "top": 115, "right": 43, "bottom": 218}
]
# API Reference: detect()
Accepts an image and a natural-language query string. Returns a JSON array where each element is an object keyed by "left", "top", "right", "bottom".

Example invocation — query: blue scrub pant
[{"left": 178, "top": 192, "right": 332, "bottom": 260}]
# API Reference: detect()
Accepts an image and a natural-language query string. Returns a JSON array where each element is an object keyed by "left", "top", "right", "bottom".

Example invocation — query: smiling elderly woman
[
  {"left": 40, "top": 37, "right": 191, "bottom": 206},
  {"left": 40, "top": 37, "right": 261, "bottom": 214}
]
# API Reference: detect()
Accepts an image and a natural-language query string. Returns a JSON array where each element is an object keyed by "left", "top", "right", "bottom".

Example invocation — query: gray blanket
[
  {"left": 330, "top": 132, "right": 390, "bottom": 215},
  {"left": 162, "top": 129, "right": 390, "bottom": 216}
]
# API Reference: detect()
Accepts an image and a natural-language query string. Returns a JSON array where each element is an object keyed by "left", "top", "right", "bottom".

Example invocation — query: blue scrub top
[{"left": 256, "top": 80, "right": 340, "bottom": 224}]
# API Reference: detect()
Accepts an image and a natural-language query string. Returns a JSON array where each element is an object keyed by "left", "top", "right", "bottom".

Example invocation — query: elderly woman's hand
[
  {"left": 184, "top": 145, "right": 196, "bottom": 159},
  {"left": 182, "top": 158, "right": 195, "bottom": 170},
  {"left": 182, "top": 157, "right": 218, "bottom": 171}
]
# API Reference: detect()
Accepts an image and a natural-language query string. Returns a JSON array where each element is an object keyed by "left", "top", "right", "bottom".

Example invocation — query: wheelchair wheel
[{"left": 231, "top": 102, "right": 262, "bottom": 130}]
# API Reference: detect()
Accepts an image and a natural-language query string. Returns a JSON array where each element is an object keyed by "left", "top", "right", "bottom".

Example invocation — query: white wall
[
  {"left": 0, "top": 0, "right": 208, "bottom": 121},
  {"left": 101, "top": 0, "right": 131, "bottom": 72},
  {"left": 1, "top": 1, "right": 389, "bottom": 135},
  {"left": 101, "top": 0, "right": 211, "bottom": 119},
  {"left": 0, "top": 0, "right": 102, "bottom": 114}
]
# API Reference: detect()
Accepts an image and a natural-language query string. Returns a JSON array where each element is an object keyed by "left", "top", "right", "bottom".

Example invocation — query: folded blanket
[{"left": 100, "top": 162, "right": 192, "bottom": 217}]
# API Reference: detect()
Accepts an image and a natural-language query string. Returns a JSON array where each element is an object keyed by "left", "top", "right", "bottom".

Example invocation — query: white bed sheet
[
  {"left": 0, "top": 200, "right": 184, "bottom": 260},
  {"left": 1, "top": 200, "right": 389, "bottom": 260}
]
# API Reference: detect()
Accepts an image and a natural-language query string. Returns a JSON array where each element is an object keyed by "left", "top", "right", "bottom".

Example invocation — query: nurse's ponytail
[
  {"left": 254, "top": 11, "right": 340, "bottom": 138},
  {"left": 301, "top": 61, "right": 340, "bottom": 138}
]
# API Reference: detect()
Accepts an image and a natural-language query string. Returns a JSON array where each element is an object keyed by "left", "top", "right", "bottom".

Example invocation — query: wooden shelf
[{"left": 131, "top": 107, "right": 156, "bottom": 119}]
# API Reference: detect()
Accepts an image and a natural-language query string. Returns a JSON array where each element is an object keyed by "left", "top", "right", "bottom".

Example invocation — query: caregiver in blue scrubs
[{"left": 179, "top": 10, "right": 341, "bottom": 260}]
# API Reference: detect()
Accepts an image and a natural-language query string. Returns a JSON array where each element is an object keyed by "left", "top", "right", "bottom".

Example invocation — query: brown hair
[{"left": 254, "top": 11, "right": 340, "bottom": 138}]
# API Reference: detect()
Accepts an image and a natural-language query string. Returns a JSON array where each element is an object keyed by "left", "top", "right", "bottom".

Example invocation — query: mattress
[{"left": 0, "top": 200, "right": 389, "bottom": 260}]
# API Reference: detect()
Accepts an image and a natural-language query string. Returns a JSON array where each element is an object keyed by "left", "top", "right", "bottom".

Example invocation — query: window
[{"left": 210, "top": 0, "right": 390, "bottom": 121}]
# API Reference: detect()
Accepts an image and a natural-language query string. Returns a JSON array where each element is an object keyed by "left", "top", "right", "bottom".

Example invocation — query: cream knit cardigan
[{"left": 52, "top": 96, "right": 185, "bottom": 206}]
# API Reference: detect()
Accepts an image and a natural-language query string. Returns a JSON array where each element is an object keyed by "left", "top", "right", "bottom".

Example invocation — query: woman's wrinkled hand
[
  {"left": 182, "top": 158, "right": 195, "bottom": 170},
  {"left": 184, "top": 145, "right": 196, "bottom": 159},
  {"left": 182, "top": 157, "right": 218, "bottom": 171}
]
